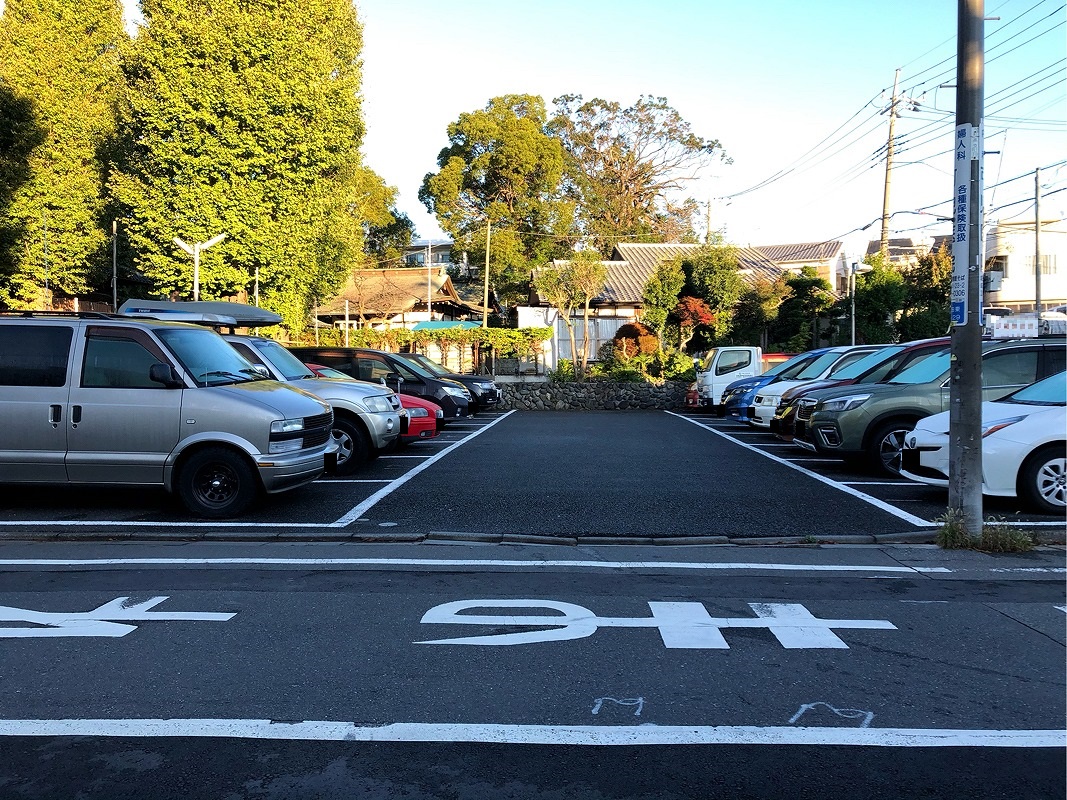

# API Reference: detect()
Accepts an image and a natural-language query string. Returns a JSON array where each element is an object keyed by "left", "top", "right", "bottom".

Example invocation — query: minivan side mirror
[{"left": 149, "top": 363, "right": 185, "bottom": 389}]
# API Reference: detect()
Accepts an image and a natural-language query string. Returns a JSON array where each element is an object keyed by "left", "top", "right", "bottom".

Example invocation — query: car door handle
[
  {"left": 71, "top": 405, "right": 82, "bottom": 427},
  {"left": 49, "top": 404, "right": 62, "bottom": 426}
]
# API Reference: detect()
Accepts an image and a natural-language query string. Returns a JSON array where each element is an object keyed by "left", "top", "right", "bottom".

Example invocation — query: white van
[{"left": 0, "top": 311, "right": 336, "bottom": 518}]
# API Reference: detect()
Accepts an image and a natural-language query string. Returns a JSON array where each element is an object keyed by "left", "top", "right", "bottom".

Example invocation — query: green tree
[
  {"left": 770, "top": 267, "right": 834, "bottom": 350},
  {"left": 110, "top": 0, "right": 371, "bottom": 332},
  {"left": 419, "top": 94, "right": 575, "bottom": 306},
  {"left": 674, "top": 296, "right": 714, "bottom": 352},
  {"left": 365, "top": 208, "right": 416, "bottom": 267},
  {"left": 533, "top": 250, "right": 607, "bottom": 380},
  {"left": 0, "top": 0, "right": 125, "bottom": 309},
  {"left": 853, "top": 254, "right": 907, "bottom": 344},
  {"left": 550, "top": 95, "right": 727, "bottom": 255},
  {"left": 641, "top": 257, "right": 685, "bottom": 335},
  {"left": 680, "top": 244, "right": 745, "bottom": 343},
  {"left": 897, "top": 244, "right": 952, "bottom": 340},
  {"left": 730, "top": 276, "right": 790, "bottom": 348}
]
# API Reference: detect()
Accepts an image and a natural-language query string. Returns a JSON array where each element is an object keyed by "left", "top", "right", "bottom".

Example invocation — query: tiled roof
[
  {"left": 751, "top": 241, "right": 842, "bottom": 264},
  {"left": 865, "top": 238, "right": 920, "bottom": 259},
  {"left": 317, "top": 267, "right": 481, "bottom": 317}
]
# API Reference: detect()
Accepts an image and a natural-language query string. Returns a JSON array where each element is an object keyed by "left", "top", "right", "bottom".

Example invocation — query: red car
[{"left": 304, "top": 363, "right": 441, "bottom": 444}]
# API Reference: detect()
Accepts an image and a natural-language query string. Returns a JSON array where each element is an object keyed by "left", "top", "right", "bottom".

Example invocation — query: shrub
[{"left": 613, "top": 322, "right": 658, "bottom": 360}]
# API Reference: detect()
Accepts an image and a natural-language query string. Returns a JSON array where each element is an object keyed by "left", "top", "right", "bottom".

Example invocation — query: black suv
[
  {"left": 396, "top": 352, "right": 500, "bottom": 414},
  {"left": 290, "top": 346, "right": 471, "bottom": 420}
]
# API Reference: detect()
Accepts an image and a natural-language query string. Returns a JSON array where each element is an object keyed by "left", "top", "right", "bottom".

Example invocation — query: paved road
[
  {"left": 6, "top": 409, "right": 1055, "bottom": 541},
  {"left": 0, "top": 541, "right": 1063, "bottom": 798}
]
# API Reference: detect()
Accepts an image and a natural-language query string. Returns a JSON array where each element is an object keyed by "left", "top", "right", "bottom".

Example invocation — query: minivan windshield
[
  {"left": 887, "top": 351, "right": 951, "bottom": 385},
  {"left": 156, "top": 327, "right": 264, "bottom": 386},
  {"left": 1000, "top": 371, "right": 1066, "bottom": 406},
  {"left": 401, "top": 353, "right": 447, "bottom": 376},
  {"left": 770, "top": 352, "right": 821, "bottom": 379}
]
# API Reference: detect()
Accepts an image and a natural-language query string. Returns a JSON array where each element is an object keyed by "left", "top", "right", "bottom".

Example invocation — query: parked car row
[
  {"left": 708, "top": 335, "right": 1066, "bottom": 514},
  {"left": 0, "top": 300, "right": 497, "bottom": 520}
]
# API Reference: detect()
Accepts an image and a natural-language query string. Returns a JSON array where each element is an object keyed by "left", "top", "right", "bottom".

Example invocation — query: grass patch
[{"left": 935, "top": 509, "right": 1034, "bottom": 553}]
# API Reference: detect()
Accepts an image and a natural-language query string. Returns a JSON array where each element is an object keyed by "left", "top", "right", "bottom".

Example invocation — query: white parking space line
[
  {"left": 320, "top": 479, "right": 393, "bottom": 484},
  {"left": 378, "top": 455, "right": 434, "bottom": 459},
  {"left": 0, "top": 557, "right": 951, "bottom": 574},
  {"left": 842, "top": 481, "right": 911, "bottom": 486},
  {"left": 667, "top": 412, "right": 936, "bottom": 528},
  {"left": 331, "top": 411, "right": 515, "bottom": 527},
  {"left": 0, "top": 719, "right": 1059, "bottom": 747}
]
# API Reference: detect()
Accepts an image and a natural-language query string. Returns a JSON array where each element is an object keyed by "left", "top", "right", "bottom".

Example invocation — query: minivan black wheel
[
  {"left": 178, "top": 446, "right": 258, "bottom": 519},
  {"left": 1019, "top": 445, "right": 1067, "bottom": 515},
  {"left": 868, "top": 420, "right": 917, "bottom": 476},
  {"left": 332, "top": 417, "right": 370, "bottom": 475}
]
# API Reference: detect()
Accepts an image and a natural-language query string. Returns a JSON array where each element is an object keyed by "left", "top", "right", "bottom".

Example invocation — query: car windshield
[
  {"left": 768, "top": 353, "right": 820, "bottom": 379},
  {"left": 791, "top": 351, "right": 846, "bottom": 380},
  {"left": 829, "top": 346, "right": 904, "bottom": 380},
  {"left": 156, "top": 327, "right": 262, "bottom": 386},
  {"left": 887, "top": 351, "right": 951, "bottom": 385},
  {"left": 1000, "top": 372, "right": 1067, "bottom": 405},
  {"left": 250, "top": 340, "right": 316, "bottom": 381},
  {"left": 403, "top": 353, "right": 447, "bottom": 376}
]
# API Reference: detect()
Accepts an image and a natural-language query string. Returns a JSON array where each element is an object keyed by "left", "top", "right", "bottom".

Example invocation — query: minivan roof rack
[
  {"left": 118, "top": 299, "right": 282, "bottom": 328},
  {"left": 0, "top": 310, "right": 116, "bottom": 319}
]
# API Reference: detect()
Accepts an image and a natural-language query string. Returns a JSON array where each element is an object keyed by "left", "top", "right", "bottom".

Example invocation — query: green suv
[{"left": 800, "top": 337, "right": 1066, "bottom": 475}]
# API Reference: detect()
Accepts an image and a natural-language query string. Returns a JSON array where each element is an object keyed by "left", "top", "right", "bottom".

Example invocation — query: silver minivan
[
  {"left": 0, "top": 311, "right": 336, "bottom": 518},
  {"left": 118, "top": 299, "right": 403, "bottom": 474}
]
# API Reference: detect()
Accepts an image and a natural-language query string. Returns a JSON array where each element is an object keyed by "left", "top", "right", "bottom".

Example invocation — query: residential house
[
  {"left": 751, "top": 241, "right": 847, "bottom": 291},
  {"left": 865, "top": 237, "right": 923, "bottom": 268},
  {"left": 521, "top": 242, "right": 785, "bottom": 370},
  {"left": 984, "top": 219, "right": 1067, "bottom": 313},
  {"left": 314, "top": 266, "right": 484, "bottom": 332}
]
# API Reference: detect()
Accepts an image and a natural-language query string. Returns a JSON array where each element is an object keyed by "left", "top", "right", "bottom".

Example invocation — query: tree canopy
[{"left": 0, "top": 0, "right": 124, "bottom": 308}]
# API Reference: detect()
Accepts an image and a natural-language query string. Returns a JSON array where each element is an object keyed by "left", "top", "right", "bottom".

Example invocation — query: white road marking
[
  {"left": 320, "top": 479, "right": 392, "bottom": 484},
  {"left": 0, "top": 596, "right": 234, "bottom": 638},
  {"left": 789, "top": 702, "right": 874, "bottom": 728},
  {"left": 0, "top": 557, "right": 951, "bottom": 574},
  {"left": 0, "top": 719, "right": 1059, "bottom": 747},
  {"left": 667, "top": 412, "right": 936, "bottom": 528},
  {"left": 378, "top": 455, "right": 433, "bottom": 459},
  {"left": 841, "top": 481, "right": 911, "bottom": 486},
  {"left": 417, "top": 600, "right": 896, "bottom": 649},
  {"left": 332, "top": 411, "right": 515, "bottom": 526}
]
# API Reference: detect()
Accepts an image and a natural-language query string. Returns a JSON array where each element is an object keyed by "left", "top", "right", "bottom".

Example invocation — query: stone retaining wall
[{"left": 499, "top": 380, "right": 689, "bottom": 410}]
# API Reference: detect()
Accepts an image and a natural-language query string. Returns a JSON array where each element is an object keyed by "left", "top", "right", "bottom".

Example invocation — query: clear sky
[
  {"left": 112, "top": 0, "right": 1065, "bottom": 258},
  {"left": 355, "top": 0, "right": 1065, "bottom": 259}
]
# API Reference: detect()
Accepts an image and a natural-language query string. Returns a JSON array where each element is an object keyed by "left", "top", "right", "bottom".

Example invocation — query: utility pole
[
  {"left": 112, "top": 219, "right": 118, "bottom": 312},
  {"left": 880, "top": 68, "right": 902, "bottom": 259},
  {"left": 948, "top": 0, "right": 985, "bottom": 535},
  {"left": 1034, "top": 167, "right": 1042, "bottom": 314},
  {"left": 426, "top": 239, "right": 432, "bottom": 321},
  {"left": 482, "top": 220, "right": 491, "bottom": 328}
]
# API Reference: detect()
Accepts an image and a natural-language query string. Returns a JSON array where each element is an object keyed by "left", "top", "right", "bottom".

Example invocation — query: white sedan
[{"left": 900, "top": 372, "right": 1066, "bottom": 514}]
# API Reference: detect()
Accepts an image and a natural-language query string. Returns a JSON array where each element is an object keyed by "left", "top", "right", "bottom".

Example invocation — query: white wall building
[{"left": 984, "top": 219, "right": 1067, "bottom": 313}]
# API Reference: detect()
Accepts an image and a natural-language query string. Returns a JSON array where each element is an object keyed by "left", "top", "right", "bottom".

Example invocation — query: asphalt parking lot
[{"left": 0, "top": 410, "right": 1061, "bottom": 542}]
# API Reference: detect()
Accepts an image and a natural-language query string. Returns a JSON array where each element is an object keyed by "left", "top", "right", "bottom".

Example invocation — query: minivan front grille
[{"left": 302, "top": 411, "right": 333, "bottom": 448}]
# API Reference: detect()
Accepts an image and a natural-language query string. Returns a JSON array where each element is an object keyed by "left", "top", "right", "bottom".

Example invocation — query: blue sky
[
  {"left": 356, "top": 0, "right": 1065, "bottom": 258},
  {"left": 114, "top": 0, "right": 1065, "bottom": 258}
]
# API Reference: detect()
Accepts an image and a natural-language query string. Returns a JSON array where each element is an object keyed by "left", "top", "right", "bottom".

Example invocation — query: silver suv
[{"left": 0, "top": 311, "right": 336, "bottom": 517}]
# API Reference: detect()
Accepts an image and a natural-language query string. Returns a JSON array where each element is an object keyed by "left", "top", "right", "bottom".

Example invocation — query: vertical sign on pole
[{"left": 950, "top": 122, "right": 983, "bottom": 326}]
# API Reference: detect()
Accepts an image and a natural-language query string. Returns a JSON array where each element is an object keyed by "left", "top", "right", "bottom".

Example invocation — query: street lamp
[
  {"left": 849, "top": 261, "right": 873, "bottom": 346},
  {"left": 174, "top": 232, "right": 227, "bottom": 301}
]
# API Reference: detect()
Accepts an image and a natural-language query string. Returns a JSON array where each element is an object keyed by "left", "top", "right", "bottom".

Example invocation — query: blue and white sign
[{"left": 951, "top": 123, "right": 983, "bottom": 325}]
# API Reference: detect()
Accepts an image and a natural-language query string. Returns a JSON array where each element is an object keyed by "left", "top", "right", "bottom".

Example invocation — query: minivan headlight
[
  {"left": 271, "top": 418, "right": 304, "bottom": 434},
  {"left": 439, "top": 386, "right": 467, "bottom": 398},
  {"left": 818, "top": 393, "right": 871, "bottom": 412}
]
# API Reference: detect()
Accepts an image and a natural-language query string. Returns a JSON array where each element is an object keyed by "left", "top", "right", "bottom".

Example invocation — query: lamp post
[
  {"left": 849, "top": 261, "right": 873, "bottom": 346},
  {"left": 174, "top": 232, "right": 227, "bottom": 301}
]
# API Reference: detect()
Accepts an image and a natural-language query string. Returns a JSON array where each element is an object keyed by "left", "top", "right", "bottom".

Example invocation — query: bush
[{"left": 614, "top": 322, "right": 658, "bottom": 360}]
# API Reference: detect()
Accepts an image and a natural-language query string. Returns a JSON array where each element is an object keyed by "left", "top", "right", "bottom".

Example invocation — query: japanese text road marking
[
  {"left": 0, "top": 596, "right": 235, "bottom": 638},
  {"left": 418, "top": 600, "right": 896, "bottom": 649}
]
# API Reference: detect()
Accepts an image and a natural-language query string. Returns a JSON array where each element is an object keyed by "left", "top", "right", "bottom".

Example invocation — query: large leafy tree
[
  {"left": 110, "top": 0, "right": 372, "bottom": 332},
  {"left": 0, "top": 0, "right": 124, "bottom": 308},
  {"left": 853, "top": 254, "right": 907, "bottom": 344},
  {"left": 680, "top": 245, "right": 745, "bottom": 344},
  {"left": 770, "top": 267, "right": 835, "bottom": 351},
  {"left": 730, "top": 276, "right": 790, "bottom": 348},
  {"left": 550, "top": 95, "right": 726, "bottom": 256},
  {"left": 533, "top": 250, "right": 607, "bottom": 380},
  {"left": 897, "top": 244, "right": 951, "bottom": 340},
  {"left": 419, "top": 94, "right": 575, "bottom": 306},
  {"left": 641, "top": 257, "right": 685, "bottom": 336}
]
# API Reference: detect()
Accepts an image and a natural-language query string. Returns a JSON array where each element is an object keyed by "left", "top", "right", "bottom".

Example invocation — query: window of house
[{"left": 985, "top": 254, "right": 1009, "bottom": 278}]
